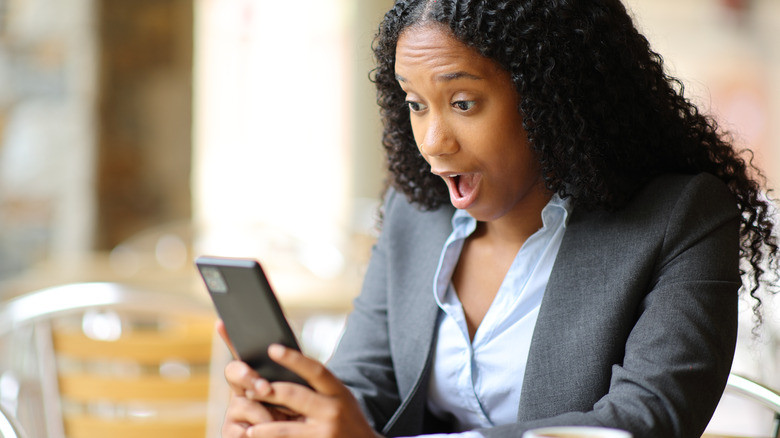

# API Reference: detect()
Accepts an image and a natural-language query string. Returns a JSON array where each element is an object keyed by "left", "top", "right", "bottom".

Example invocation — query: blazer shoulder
[
  {"left": 562, "top": 173, "right": 739, "bottom": 266},
  {"left": 638, "top": 173, "right": 738, "bottom": 221},
  {"left": 648, "top": 172, "right": 734, "bottom": 199},
  {"left": 380, "top": 187, "right": 455, "bottom": 235}
]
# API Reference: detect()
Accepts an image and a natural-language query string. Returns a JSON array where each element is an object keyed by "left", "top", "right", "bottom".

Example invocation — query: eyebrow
[{"left": 395, "top": 71, "right": 483, "bottom": 82}]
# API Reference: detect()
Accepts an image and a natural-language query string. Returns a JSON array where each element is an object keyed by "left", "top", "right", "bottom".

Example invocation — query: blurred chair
[
  {"left": 0, "top": 402, "right": 27, "bottom": 438},
  {"left": 0, "top": 282, "right": 224, "bottom": 438},
  {"left": 704, "top": 373, "right": 780, "bottom": 438}
]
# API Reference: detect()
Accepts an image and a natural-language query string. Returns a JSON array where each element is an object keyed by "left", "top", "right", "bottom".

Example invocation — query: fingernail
[
  {"left": 254, "top": 379, "right": 271, "bottom": 395},
  {"left": 268, "top": 344, "right": 285, "bottom": 358}
]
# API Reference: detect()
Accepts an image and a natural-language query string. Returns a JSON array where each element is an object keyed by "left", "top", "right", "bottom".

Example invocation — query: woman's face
[{"left": 395, "top": 23, "right": 549, "bottom": 223}]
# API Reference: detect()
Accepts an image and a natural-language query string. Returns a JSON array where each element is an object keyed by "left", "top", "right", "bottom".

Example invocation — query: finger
[
  {"left": 247, "top": 420, "right": 312, "bottom": 438},
  {"left": 222, "top": 397, "right": 259, "bottom": 438},
  {"left": 267, "top": 404, "right": 300, "bottom": 419},
  {"left": 258, "top": 380, "right": 326, "bottom": 418},
  {"left": 267, "top": 344, "right": 345, "bottom": 396},
  {"left": 229, "top": 394, "right": 277, "bottom": 424},
  {"left": 225, "top": 360, "right": 268, "bottom": 396},
  {"left": 216, "top": 319, "right": 240, "bottom": 359},
  {"left": 222, "top": 422, "right": 249, "bottom": 438}
]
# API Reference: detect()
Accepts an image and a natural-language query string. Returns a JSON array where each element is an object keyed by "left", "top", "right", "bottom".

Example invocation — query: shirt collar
[{"left": 543, "top": 193, "right": 572, "bottom": 229}]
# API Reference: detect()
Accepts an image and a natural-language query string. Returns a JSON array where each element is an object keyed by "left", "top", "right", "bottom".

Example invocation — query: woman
[{"left": 220, "top": 1, "right": 778, "bottom": 437}]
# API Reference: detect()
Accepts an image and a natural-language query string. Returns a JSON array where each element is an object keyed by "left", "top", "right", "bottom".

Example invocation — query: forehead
[{"left": 395, "top": 23, "right": 502, "bottom": 79}]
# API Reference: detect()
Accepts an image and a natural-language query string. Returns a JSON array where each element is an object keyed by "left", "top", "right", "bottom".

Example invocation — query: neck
[{"left": 479, "top": 189, "right": 553, "bottom": 248}]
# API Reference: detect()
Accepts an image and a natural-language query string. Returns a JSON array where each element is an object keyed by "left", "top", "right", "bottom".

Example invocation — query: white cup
[{"left": 522, "top": 426, "right": 633, "bottom": 438}]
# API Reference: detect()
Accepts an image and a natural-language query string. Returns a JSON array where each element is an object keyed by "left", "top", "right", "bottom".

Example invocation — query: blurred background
[
  {"left": 0, "top": 0, "right": 778, "bottom": 434},
  {"left": 0, "top": 0, "right": 392, "bottom": 319}
]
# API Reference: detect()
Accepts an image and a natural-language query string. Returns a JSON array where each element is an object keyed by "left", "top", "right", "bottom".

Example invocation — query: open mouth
[
  {"left": 449, "top": 174, "right": 478, "bottom": 197},
  {"left": 450, "top": 175, "right": 464, "bottom": 197},
  {"left": 444, "top": 173, "right": 481, "bottom": 208}
]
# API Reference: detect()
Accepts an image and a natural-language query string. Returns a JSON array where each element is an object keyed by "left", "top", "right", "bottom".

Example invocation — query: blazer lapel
[
  {"left": 383, "top": 203, "right": 454, "bottom": 436},
  {"left": 391, "top": 203, "right": 455, "bottom": 392},
  {"left": 518, "top": 208, "right": 613, "bottom": 420}
]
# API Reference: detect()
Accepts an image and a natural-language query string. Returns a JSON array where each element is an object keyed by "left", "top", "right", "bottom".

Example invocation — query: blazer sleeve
[
  {"left": 326, "top": 189, "right": 403, "bottom": 430},
  {"left": 480, "top": 173, "right": 741, "bottom": 438}
]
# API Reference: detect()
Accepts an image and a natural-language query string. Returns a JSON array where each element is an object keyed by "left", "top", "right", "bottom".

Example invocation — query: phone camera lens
[{"left": 201, "top": 266, "right": 228, "bottom": 293}]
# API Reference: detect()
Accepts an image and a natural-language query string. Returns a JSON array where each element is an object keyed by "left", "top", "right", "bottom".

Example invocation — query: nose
[{"left": 418, "top": 114, "right": 458, "bottom": 157}]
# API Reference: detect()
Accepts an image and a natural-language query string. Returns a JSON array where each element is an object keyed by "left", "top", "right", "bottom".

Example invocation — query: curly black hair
[{"left": 372, "top": 0, "right": 778, "bottom": 316}]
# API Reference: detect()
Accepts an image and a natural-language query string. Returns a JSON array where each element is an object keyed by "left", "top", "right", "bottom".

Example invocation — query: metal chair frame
[
  {"left": 724, "top": 373, "right": 780, "bottom": 438},
  {"left": 0, "top": 282, "right": 221, "bottom": 438},
  {"left": 0, "top": 402, "right": 27, "bottom": 438}
]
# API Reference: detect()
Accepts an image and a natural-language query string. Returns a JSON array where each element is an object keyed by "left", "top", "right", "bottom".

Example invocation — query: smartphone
[{"left": 195, "top": 255, "right": 309, "bottom": 387}]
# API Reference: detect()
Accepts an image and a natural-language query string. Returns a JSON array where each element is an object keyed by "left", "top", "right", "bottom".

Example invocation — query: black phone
[{"left": 195, "top": 255, "right": 309, "bottom": 387}]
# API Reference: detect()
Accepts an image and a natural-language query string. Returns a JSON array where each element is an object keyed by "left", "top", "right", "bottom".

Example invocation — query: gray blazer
[{"left": 327, "top": 173, "right": 740, "bottom": 438}]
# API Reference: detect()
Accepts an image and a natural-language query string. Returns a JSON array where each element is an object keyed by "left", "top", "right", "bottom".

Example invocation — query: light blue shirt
[{"left": 402, "top": 195, "right": 571, "bottom": 438}]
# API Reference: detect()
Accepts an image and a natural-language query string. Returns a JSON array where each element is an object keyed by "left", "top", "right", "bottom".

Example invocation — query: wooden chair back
[{"left": 0, "top": 282, "right": 219, "bottom": 438}]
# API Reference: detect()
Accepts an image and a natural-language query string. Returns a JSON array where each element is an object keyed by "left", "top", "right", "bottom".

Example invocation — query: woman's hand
[
  {"left": 218, "top": 320, "right": 297, "bottom": 437},
  {"left": 222, "top": 359, "right": 301, "bottom": 437},
  {"left": 246, "top": 344, "right": 377, "bottom": 437},
  {"left": 217, "top": 320, "right": 378, "bottom": 438}
]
